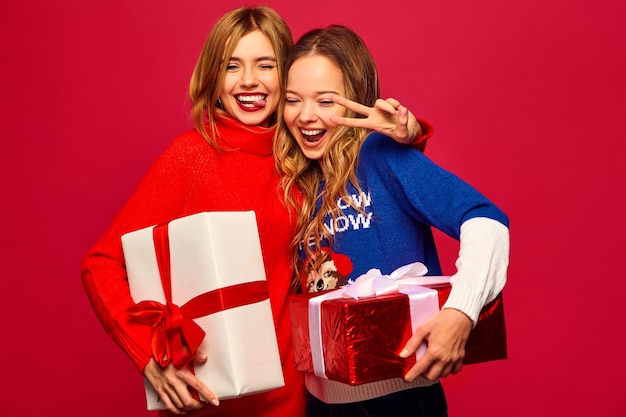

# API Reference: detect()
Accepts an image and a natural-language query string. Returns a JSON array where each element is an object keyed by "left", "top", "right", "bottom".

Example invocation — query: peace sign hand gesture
[{"left": 329, "top": 94, "right": 421, "bottom": 145}]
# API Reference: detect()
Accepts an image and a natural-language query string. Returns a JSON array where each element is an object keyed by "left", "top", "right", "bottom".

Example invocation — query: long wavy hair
[
  {"left": 273, "top": 25, "right": 380, "bottom": 289},
  {"left": 189, "top": 6, "right": 293, "bottom": 147}
]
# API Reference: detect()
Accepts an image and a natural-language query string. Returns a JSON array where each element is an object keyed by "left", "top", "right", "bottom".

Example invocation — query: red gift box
[{"left": 289, "top": 264, "right": 507, "bottom": 386}]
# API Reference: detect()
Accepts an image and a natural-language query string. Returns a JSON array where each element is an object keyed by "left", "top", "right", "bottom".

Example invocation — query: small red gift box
[{"left": 289, "top": 263, "right": 507, "bottom": 386}]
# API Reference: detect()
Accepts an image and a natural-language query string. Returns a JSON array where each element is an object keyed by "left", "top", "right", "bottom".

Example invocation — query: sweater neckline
[{"left": 214, "top": 113, "right": 276, "bottom": 156}]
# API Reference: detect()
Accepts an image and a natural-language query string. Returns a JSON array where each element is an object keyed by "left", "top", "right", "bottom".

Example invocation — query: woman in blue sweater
[{"left": 274, "top": 25, "right": 510, "bottom": 417}]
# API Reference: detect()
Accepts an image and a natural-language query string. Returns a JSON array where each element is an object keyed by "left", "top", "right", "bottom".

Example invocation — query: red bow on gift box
[{"left": 127, "top": 299, "right": 206, "bottom": 368}]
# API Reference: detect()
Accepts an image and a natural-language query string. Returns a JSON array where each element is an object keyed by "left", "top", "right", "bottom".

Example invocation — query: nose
[
  {"left": 240, "top": 66, "right": 258, "bottom": 87},
  {"left": 316, "top": 278, "right": 325, "bottom": 291},
  {"left": 299, "top": 101, "right": 319, "bottom": 123}
]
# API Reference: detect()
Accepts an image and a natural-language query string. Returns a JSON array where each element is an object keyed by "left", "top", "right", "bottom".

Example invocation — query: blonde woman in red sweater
[{"left": 81, "top": 6, "right": 430, "bottom": 417}]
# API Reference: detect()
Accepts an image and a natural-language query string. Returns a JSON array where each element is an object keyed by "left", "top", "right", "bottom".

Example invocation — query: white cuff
[{"left": 441, "top": 217, "right": 510, "bottom": 325}]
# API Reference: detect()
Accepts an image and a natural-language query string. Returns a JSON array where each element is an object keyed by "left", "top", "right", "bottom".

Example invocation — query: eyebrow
[
  {"left": 229, "top": 56, "right": 277, "bottom": 63},
  {"left": 285, "top": 89, "right": 340, "bottom": 95}
]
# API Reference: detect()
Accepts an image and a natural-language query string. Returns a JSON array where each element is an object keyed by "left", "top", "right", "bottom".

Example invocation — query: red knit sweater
[{"left": 81, "top": 115, "right": 306, "bottom": 417}]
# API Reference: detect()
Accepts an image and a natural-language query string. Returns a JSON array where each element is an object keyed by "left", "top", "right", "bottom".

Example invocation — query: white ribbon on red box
[{"left": 308, "top": 262, "right": 451, "bottom": 379}]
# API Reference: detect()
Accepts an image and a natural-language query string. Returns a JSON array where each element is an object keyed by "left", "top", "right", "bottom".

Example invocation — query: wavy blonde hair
[
  {"left": 273, "top": 25, "right": 380, "bottom": 290},
  {"left": 189, "top": 6, "right": 293, "bottom": 147}
]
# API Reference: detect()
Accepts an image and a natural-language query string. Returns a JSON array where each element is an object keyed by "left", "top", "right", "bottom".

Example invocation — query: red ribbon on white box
[
  {"left": 308, "top": 262, "right": 451, "bottom": 379},
  {"left": 127, "top": 221, "right": 270, "bottom": 370}
]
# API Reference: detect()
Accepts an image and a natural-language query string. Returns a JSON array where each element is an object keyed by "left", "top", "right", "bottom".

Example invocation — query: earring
[{"left": 216, "top": 98, "right": 223, "bottom": 109}]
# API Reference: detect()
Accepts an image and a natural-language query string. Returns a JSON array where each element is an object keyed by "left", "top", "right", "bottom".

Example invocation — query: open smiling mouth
[
  {"left": 301, "top": 129, "right": 326, "bottom": 143},
  {"left": 236, "top": 94, "right": 267, "bottom": 108}
]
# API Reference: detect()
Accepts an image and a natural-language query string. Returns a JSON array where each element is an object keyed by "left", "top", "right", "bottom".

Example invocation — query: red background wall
[{"left": 2, "top": 0, "right": 625, "bottom": 416}]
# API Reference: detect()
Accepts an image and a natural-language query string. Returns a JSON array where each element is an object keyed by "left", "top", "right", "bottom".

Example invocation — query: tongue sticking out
[{"left": 253, "top": 98, "right": 267, "bottom": 108}]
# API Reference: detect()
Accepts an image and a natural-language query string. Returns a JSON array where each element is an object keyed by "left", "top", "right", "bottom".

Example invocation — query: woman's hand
[
  {"left": 143, "top": 352, "right": 219, "bottom": 414},
  {"left": 330, "top": 94, "right": 421, "bottom": 144},
  {"left": 399, "top": 308, "right": 473, "bottom": 382}
]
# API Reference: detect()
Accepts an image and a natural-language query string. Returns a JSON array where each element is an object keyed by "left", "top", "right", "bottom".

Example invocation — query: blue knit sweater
[{"left": 301, "top": 132, "right": 509, "bottom": 287}]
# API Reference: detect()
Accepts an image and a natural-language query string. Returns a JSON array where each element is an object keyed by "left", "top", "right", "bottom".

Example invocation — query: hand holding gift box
[
  {"left": 289, "top": 262, "right": 506, "bottom": 386},
  {"left": 122, "top": 211, "right": 284, "bottom": 410}
]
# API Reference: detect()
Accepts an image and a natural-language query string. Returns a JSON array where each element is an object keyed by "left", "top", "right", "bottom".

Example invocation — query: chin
[
  {"left": 239, "top": 114, "right": 272, "bottom": 127},
  {"left": 303, "top": 150, "right": 323, "bottom": 161}
]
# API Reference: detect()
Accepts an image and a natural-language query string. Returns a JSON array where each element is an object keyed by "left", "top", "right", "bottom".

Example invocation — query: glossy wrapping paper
[
  {"left": 122, "top": 211, "right": 284, "bottom": 410},
  {"left": 289, "top": 276, "right": 507, "bottom": 386}
]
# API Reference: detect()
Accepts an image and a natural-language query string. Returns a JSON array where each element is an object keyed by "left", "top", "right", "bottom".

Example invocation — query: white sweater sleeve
[{"left": 441, "top": 217, "right": 510, "bottom": 325}]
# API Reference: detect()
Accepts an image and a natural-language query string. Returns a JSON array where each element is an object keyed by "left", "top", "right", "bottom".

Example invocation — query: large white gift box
[{"left": 121, "top": 211, "right": 284, "bottom": 410}]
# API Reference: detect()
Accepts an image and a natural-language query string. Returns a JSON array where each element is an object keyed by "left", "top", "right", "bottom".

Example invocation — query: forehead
[
  {"left": 287, "top": 55, "right": 344, "bottom": 90},
  {"left": 231, "top": 30, "right": 275, "bottom": 58}
]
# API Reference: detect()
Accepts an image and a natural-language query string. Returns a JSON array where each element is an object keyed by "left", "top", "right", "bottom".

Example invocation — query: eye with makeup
[
  {"left": 259, "top": 61, "right": 276, "bottom": 70},
  {"left": 226, "top": 62, "right": 240, "bottom": 71}
]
